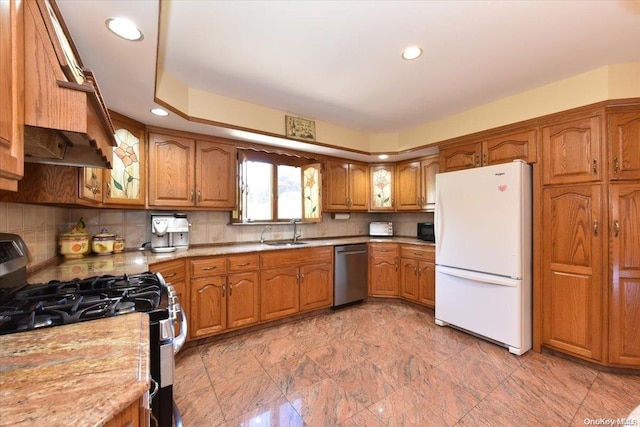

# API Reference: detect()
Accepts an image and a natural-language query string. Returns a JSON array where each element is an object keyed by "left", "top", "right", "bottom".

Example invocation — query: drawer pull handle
[
  {"left": 229, "top": 283, "right": 233, "bottom": 295},
  {"left": 614, "top": 219, "right": 620, "bottom": 237},
  {"left": 164, "top": 272, "right": 177, "bottom": 278},
  {"left": 613, "top": 156, "right": 619, "bottom": 173},
  {"left": 593, "top": 159, "right": 598, "bottom": 175},
  {"left": 593, "top": 220, "right": 598, "bottom": 237},
  {"left": 237, "top": 262, "right": 250, "bottom": 267},
  {"left": 202, "top": 266, "right": 216, "bottom": 271},
  {"left": 222, "top": 284, "right": 226, "bottom": 297}
]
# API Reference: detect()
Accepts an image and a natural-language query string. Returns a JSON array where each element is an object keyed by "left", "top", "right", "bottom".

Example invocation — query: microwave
[
  {"left": 417, "top": 222, "right": 435, "bottom": 243},
  {"left": 369, "top": 222, "right": 393, "bottom": 236}
]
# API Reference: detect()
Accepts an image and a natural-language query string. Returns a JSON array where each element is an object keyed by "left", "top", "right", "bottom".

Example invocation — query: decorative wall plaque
[{"left": 285, "top": 115, "right": 316, "bottom": 142}]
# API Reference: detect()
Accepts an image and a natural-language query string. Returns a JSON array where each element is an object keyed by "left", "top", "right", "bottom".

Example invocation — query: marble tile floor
[{"left": 174, "top": 301, "right": 640, "bottom": 427}]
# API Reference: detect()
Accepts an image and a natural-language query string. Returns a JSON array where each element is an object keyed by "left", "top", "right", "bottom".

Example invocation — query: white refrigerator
[{"left": 435, "top": 160, "right": 532, "bottom": 355}]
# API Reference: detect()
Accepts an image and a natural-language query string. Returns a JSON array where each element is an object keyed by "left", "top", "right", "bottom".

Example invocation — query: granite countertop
[
  {"left": 0, "top": 313, "right": 150, "bottom": 427},
  {"left": 28, "top": 236, "right": 434, "bottom": 283}
]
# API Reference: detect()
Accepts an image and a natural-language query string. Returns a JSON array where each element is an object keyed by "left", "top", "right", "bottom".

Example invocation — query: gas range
[
  {"left": 0, "top": 232, "right": 186, "bottom": 427},
  {"left": 0, "top": 273, "right": 168, "bottom": 335}
]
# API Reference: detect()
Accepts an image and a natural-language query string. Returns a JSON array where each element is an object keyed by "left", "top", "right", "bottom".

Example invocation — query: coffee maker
[{"left": 150, "top": 213, "right": 190, "bottom": 253}]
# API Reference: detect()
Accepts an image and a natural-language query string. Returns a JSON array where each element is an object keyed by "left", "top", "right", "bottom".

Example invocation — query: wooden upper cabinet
[
  {"left": 148, "top": 133, "right": 236, "bottom": 209},
  {"left": 395, "top": 156, "right": 439, "bottom": 211},
  {"left": 369, "top": 164, "right": 395, "bottom": 211},
  {"left": 421, "top": 155, "right": 439, "bottom": 211},
  {"left": 482, "top": 129, "right": 537, "bottom": 166},
  {"left": 0, "top": 0, "right": 24, "bottom": 192},
  {"left": 78, "top": 167, "right": 102, "bottom": 202},
  {"left": 103, "top": 112, "right": 146, "bottom": 206},
  {"left": 324, "top": 160, "right": 369, "bottom": 211},
  {"left": 148, "top": 133, "right": 195, "bottom": 207},
  {"left": 395, "top": 161, "right": 421, "bottom": 211},
  {"left": 608, "top": 111, "right": 640, "bottom": 181},
  {"left": 541, "top": 184, "right": 604, "bottom": 362},
  {"left": 608, "top": 183, "right": 640, "bottom": 366},
  {"left": 195, "top": 140, "right": 236, "bottom": 208},
  {"left": 542, "top": 115, "right": 602, "bottom": 185},
  {"left": 439, "top": 142, "right": 481, "bottom": 172}
]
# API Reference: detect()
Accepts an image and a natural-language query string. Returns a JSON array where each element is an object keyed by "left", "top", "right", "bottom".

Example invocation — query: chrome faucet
[
  {"left": 291, "top": 219, "right": 301, "bottom": 243},
  {"left": 260, "top": 225, "right": 271, "bottom": 244}
]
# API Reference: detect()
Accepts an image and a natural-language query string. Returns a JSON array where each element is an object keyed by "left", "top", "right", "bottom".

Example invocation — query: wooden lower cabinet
[
  {"left": 191, "top": 274, "right": 226, "bottom": 337},
  {"left": 104, "top": 395, "right": 147, "bottom": 427},
  {"left": 227, "top": 271, "right": 260, "bottom": 329},
  {"left": 188, "top": 255, "right": 260, "bottom": 339},
  {"left": 541, "top": 184, "right": 604, "bottom": 362},
  {"left": 260, "top": 266, "right": 300, "bottom": 321},
  {"left": 399, "top": 245, "right": 435, "bottom": 308},
  {"left": 608, "top": 183, "right": 640, "bottom": 366},
  {"left": 259, "top": 247, "right": 333, "bottom": 321},
  {"left": 149, "top": 259, "right": 188, "bottom": 340},
  {"left": 299, "top": 263, "right": 333, "bottom": 311},
  {"left": 369, "top": 243, "right": 399, "bottom": 297}
]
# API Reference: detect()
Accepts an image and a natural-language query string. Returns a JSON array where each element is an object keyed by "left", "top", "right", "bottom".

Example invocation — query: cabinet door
[
  {"left": 482, "top": 129, "right": 536, "bottom": 166},
  {"left": 399, "top": 258, "right": 419, "bottom": 301},
  {"left": 148, "top": 133, "right": 195, "bottom": 207},
  {"left": 227, "top": 271, "right": 259, "bottom": 329},
  {"left": 542, "top": 115, "right": 602, "bottom": 185},
  {"left": 395, "top": 161, "right": 421, "bottom": 211},
  {"left": 542, "top": 184, "right": 603, "bottom": 361},
  {"left": 418, "top": 261, "right": 436, "bottom": 308},
  {"left": 104, "top": 112, "right": 145, "bottom": 206},
  {"left": 260, "top": 266, "right": 299, "bottom": 321},
  {"left": 190, "top": 275, "right": 226, "bottom": 338},
  {"left": 439, "top": 143, "right": 481, "bottom": 172},
  {"left": 325, "top": 160, "right": 349, "bottom": 210},
  {"left": 195, "top": 140, "right": 236, "bottom": 208},
  {"left": 78, "top": 167, "right": 103, "bottom": 203},
  {"left": 609, "top": 111, "right": 640, "bottom": 181},
  {"left": 370, "top": 164, "right": 394, "bottom": 211},
  {"left": 299, "top": 262, "right": 333, "bottom": 311},
  {"left": 369, "top": 256, "right": 399, "bottom": 297},
  {"left": 421, "top": 155, "right": 439, "bottom": 210},
  {"left": 609, "top": 184, "right": 640, "bottom": 366},
  {"left": 0, "top": 0, "right": 24, "bottom": 192},
  {"left": 348, "top": 163, "right": 369, "bottom": 211}
]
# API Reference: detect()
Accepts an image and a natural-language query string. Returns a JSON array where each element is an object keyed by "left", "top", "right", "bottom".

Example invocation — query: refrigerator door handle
[
  {"left": 437, "top": 265, "right": 521, "bottom": 287},
  {"left": 435, "top": 192, "right": 443, "bottom": 255}
]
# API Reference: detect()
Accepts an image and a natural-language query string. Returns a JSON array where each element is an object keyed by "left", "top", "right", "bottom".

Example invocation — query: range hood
[{"left": 22, "top": 0, "right": 116, "bottom": 169}]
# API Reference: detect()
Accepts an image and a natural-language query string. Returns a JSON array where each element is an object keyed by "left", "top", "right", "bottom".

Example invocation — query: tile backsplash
[{"left": 1, "top": 202, "right": 433, "bottom": 271}]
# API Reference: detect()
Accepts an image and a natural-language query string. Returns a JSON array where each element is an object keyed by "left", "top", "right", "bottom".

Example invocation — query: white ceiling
[{"left": 57, "top": 0, "right": 640, "bottom": 162}]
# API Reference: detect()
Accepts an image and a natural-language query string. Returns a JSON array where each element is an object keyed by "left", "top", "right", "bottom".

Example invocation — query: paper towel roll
[{"left": 331, "top": 213, "right": 351, "bottom": 220}]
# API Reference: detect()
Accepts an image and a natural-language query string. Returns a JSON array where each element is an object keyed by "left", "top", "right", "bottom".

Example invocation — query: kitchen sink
[{"left": 266, "top": 241, "right": 308, "bottom": 246}]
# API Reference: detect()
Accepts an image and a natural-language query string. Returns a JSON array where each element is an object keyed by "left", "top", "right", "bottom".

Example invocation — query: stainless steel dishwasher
[{"left": 334, "top": 244, "right": 368, "bottom": 307}]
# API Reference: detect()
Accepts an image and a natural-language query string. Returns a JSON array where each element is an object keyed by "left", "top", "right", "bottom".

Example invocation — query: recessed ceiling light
[
  {"left": 402, "top": 46, "right": 422, "bottom": 60},
  {"left": 378, "top": 154, "right": 389, "bottom": 160},
  {"left": 150, "top": 108, "right": 169, "bottom": 117},
  {"left": 105, "top": 17, "right": 143, "bottom": 41}
]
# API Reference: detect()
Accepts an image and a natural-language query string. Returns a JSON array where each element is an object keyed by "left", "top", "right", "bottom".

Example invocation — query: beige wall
[
  {"left": 156, "top": 61, "right": 640, "bottom": 153},
  {"left": 1, "top": 201, "right": 432, "bottom": 271}
]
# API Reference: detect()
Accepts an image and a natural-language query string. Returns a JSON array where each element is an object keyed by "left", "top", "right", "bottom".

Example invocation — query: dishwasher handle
[{"left": 337, "top": 249, "right": 367, "bottom": 255}]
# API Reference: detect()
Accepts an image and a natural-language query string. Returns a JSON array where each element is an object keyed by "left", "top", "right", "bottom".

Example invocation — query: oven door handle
[{"left": 173, "top": 306, "right": 187, "bottom": 354}]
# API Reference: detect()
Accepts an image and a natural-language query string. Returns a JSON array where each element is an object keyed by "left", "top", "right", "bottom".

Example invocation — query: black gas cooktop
[{"left": 0, "top": 272, "right": 168, "bottom": 335}]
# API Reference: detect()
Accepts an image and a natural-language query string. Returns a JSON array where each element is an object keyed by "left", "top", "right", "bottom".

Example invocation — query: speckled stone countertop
[
  {"left": 0, "top": 313, "right": 149, "bottom": 427},
  {"left": 28, "top": 236, "right": 434, "bottom": 283}
]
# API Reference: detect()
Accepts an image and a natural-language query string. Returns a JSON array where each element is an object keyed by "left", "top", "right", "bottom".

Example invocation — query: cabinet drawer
[
  {"left": 190, "top": 257, "right": 227, "bottom": 277},
  {"left": 400, "top": 245, "right": 435, "bottom": 261},
  {"left": 260, "top": 247, "right": 332, "bottom": 269},
  {"left": 228, "top": 254, "right": 259, "bottom": 272},
  {"left": 369, "top": 243, "right": 399, "bottom": 257},
  {"left": 149, "top": 259, "right": 186, "bottom": 283}
]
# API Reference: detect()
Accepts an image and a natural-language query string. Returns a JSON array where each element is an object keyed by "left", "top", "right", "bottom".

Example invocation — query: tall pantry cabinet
[{"left": 539, "top": 104, "right": 640, "bottom": 367}]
